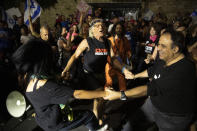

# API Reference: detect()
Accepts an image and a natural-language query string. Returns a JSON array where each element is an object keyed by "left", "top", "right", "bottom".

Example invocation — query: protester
[
  {"left": 108, "top": 16, "right": 119, "bottom": 34},
  {"left": 1, "top": 2, "right": 197, "bottom": 130},
  {"left": 11, "top": 39, "right": 108, "bottom": 131},
  {"left": 104, "top": 29, "right": 196, "bottom": 131},
  {"left": 20, "top": 25, "right": 34, "bottom": 44},
  {"left": 61, "top": 18, "right": 132, "bottom": 124},
  {"left": 13, "top": 16, "right": 27, "bottom": 48},
  {"left": 105, "top": 22, "right": 132, "bottom": 100}
]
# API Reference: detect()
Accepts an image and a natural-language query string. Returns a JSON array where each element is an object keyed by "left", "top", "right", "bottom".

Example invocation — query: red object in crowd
[
  {"left": 56, "top": 16, "right": 62, "bottom": 23},
  {"left": 130, "top": 19, "right": 135, "bottom": 24}
]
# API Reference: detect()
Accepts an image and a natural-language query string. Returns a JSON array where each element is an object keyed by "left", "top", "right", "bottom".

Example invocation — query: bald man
[
  {"left": 40, "top": 25, "right": 49, "bottom": 41},
  {"left": 28, "top": 15, "right": 49, "bottom": 42}
]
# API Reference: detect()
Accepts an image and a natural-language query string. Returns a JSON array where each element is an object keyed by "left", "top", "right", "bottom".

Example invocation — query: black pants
[
  {"left": 122, "top": 98, "right": 193, "bottom": 131},
  {"left": 81, "top": 71, "right": 105, "bottom": 90}
]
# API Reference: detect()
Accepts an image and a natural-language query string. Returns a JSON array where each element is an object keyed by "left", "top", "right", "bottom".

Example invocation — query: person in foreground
[
  {"left": 104, "top": 29, "right": 197, "bottom": 131},
  {"left": 11, "top": 39, "right": 108, "bottom": 131},
  {"left": 61, "top": 19, "right": 132, "bottom": 123}
]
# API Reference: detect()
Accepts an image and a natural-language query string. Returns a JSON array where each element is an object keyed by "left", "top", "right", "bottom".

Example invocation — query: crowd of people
[{"left": 0, "top": 7, "right": 197, "bottom": 131}]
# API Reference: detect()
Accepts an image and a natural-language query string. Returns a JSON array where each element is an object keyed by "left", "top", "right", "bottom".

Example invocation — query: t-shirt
[
  {"left": 147, "top": 57, "right": 196, "bottom": 115},
  {"left": 83, "top": 37, "right": 110, "bottom": 73},
  {"left": 26, "top": 80, "right": 74, "bottom": 131}
]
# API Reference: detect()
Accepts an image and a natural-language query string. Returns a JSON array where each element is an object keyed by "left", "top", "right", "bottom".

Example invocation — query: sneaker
[
  {"left": 89, "top": 124, "right": 108, "bottom": 131},
  {"left": 97, "top": 124, "right": 108, "bottom": 131},
  {"left": 120, "top": 93, "right": 127, "bottom": 101}
]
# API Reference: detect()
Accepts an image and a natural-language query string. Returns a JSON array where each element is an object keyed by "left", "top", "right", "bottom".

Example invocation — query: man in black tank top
[{"left": 61, "top": 18, "right": 134, "bottom": 124}]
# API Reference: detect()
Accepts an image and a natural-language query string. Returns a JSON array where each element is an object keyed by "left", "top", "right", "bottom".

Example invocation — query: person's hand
[
  {"left": 69, "top": 28, "right": 74, "bottom": 35},
  {"left": 144, "top": 58, "right": 150, "bottom": 64},
  {"left": 103, "top": 87, "right": 120, "bottom": 100},
  {"left": 61, "top": 70, "right": 70, "bottom": 80},
  {"left": 144, "top": 54, "right": 152, "bottom": 64},
  {"left": 80, "top": 11, "right": 86, "bottom": 16},
  {"left": 68, "top": 29, "right": 75, "bottom": 42},
  {"left": 123, "top": 68, "right": 135, "bottom": 79},
  {"left": 140, "top": 42, "right": 146, "bottom": 46},
  {"left": 125, "top": 65, "right": 132, "bottom": 71}
]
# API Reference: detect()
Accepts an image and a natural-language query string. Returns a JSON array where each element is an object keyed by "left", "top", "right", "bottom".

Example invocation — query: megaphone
[{"left": 6, "top": 91, "right": 31, "bottom": 118}]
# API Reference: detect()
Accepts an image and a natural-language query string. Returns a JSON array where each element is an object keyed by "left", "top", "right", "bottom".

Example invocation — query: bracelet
[
  {"left": 121, "top": 66, "right": 126, "bottom": 74},
  {"left": 120, "top": 91, "right": 128, "bottom": 100}
]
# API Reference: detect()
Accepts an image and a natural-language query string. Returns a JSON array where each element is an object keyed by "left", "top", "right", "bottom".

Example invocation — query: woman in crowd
[
  {"left": 143, "top": 24, "right": 160, "bottom": 64},
  {"left": 12, "top": 39, "right": 108, "bottom": 131},
  {"left": 66, "top": 24, "right": 79, "bottom": 41},
  {"left": 20, "top": 25, "right": 34, "bottom": 45}
]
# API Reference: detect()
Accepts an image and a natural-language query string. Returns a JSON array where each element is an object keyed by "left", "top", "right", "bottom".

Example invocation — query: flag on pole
[
  {"left": 24, "top": 0, "right": 42, "bottom": 26},
  {"left": 5, "top": 8, "right": 22, "bottom": 28}
]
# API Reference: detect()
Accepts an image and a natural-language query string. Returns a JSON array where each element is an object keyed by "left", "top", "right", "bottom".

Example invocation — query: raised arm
[
  {"left": 28, "top": 15, "right": 40, "bottom": 38},
  {"left": 67, "top": 28, "right": 75, "bottom": 47},
  {"left": 61, "top": 39, "right": 89, "bottom": 76},
  {"left": 78, "top": 12, "right": 85, "bottom": 30},
  {"left": 58, "top": 39, "right": 71, "bottom": 52}
]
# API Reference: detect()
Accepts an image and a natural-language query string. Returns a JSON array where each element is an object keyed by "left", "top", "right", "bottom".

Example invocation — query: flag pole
[{"left": 27, "top": 0, "right": 31, "bottom": 18}]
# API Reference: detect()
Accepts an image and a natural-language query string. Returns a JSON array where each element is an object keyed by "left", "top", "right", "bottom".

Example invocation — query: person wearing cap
[{"left": 61, "top": 18, "right": 133, "bottom": 124}]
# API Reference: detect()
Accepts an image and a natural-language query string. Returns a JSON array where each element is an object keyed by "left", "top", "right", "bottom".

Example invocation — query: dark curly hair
[{"left": 111, "top": 22, "right": 125, "bottom": 37}]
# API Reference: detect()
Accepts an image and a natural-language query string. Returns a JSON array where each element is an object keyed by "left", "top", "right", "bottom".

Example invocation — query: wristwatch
[{"left": 120, "top": 91, "right": 127, "bottom": 101}]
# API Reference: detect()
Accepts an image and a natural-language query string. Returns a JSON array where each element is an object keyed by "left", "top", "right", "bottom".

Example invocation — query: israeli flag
[{"left": 24, "top": 0, "right": 41, "bottom": 26}]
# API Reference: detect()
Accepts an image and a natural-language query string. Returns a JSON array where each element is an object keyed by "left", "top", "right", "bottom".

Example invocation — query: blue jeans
[
  {"left": 59, "top": 110, "right": 100, "bottom": 131},
  {"left": 122, "top": 97, "right": 193, "bottom": 131}
]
